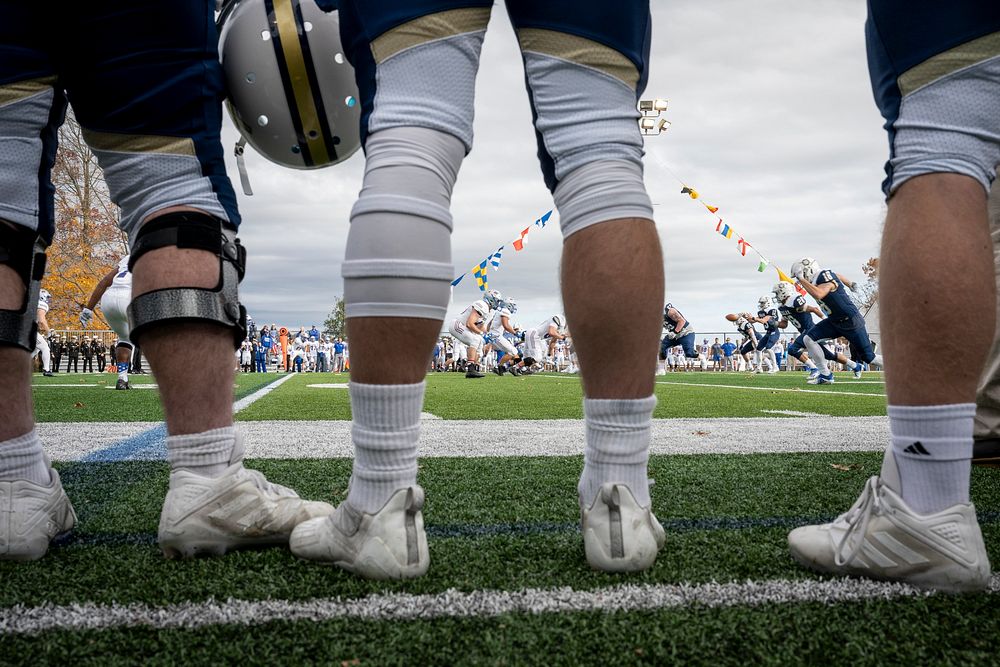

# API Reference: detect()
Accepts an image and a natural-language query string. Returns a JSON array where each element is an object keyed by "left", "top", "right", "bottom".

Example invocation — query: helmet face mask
[
  {"left": 791, "top": 257, "right": 820, "bottom": 283},
  {"left": 485, "top": 290, "right": 503, "bottom": 309},
  {"left": 219, "top": 0, "right": 362, "bottom": 170},
  {"left": 773, "top": 282, "right": 795, "bottom": 303}
]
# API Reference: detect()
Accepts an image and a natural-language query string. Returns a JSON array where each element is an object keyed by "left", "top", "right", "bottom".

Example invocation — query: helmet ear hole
[{"left": 219, "top": 0, "right": 362, "bottom": 169}]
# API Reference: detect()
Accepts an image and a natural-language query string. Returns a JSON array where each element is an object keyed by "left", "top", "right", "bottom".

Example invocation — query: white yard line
[
  {"left": 231, "top": 373, "right": 298, "bottom": 413},
  {"left": 2, "top": 575, "right": 994, "bottom": 635},
  {"left": 37, "top": 416, "right": 889, "bottom": 461},
  {"left": 760, "top": 410, "right": 825, "bottom": 417}
]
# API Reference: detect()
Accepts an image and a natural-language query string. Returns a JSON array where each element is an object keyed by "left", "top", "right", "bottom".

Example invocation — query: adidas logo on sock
[{"left": 903, "top": 441, "right": 931, "bottom": 456}]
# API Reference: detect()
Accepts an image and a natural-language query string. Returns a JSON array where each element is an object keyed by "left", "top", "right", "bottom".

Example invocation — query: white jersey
[
  {"left": 457, "top": 303, "right": 488, "bottom": 330},
  {"left": 488, "top": 307, "right": 512, "bottom": 337},
  {"left": 534, "top": 317, "right": 561, "bottom": 340},
  {"left": 37, "top": 288, "right": 51, "bottom": 314},
  {"left": 111, "top": 255, "right": 132, "bottom": 288}
]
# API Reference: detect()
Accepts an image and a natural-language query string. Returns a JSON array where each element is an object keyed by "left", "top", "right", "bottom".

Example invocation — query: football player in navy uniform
[
  {"left": 661, "top": 303, "right": 705, "bottom": 371},
  {"left": 750, "top": 295, "right": 782, "bottom": 374},
  {"left": 772, "top": 281, "right": 863, "bottom": 380},
  {"left": 735, "top": 315, "right": 762, "bottom": 372},
  {"left": 792, "top": 258, "right": 883, "bottom": 385},
  {"left": 789, "top": 1, "right": 997, "bottom": 593}
]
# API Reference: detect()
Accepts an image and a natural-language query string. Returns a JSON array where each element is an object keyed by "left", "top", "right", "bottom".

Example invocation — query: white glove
[{"left": 79, "top": 307, "right": 94, "bottom": 328}]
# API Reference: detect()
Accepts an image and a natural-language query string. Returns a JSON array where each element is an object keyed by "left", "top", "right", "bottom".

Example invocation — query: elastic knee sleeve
[
  {"left": 343, "top": 127, "right": 463, "bottom": 320},
  {"left": 554, "top": 160, "right": 653, "bottom": 238},
  {"left": 126, "top": 212, "right": 247, "bottom": 347},
  {"left": 0, "top": 224, "right": 45, "bottom": 351}
]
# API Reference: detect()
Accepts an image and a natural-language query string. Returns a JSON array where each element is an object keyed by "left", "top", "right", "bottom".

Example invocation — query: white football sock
[
  {"left": 803, "top": 336, "right": 829, "bottom": 374},
  {"left": 346, "top": 381, "right": 424, "bottom": 513},
  {"left": 0, "top": 429, "right": 51, "bottom": 485},
  {"left": 767, "top": 349, "right": 777, "bottom": 369},
  {"left": 167, "top": 425, "right": 238, "bottom": 478},
  {"left": 578, "top": 395, "right": 657, "bottom": 508},
  {"left": 886, "top": 403, "right": 973, "bottom": 514}
]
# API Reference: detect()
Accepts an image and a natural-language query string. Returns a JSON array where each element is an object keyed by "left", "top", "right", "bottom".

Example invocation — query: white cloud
[{"left": 228, "top": 0, "right": 887, "bottom": 337}]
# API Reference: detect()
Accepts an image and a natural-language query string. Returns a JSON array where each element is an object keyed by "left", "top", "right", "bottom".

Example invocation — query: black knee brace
[
  {"left": 127, "top": 212, "right": 247, "bottom": 348},
  {"left": 0, "top": 225, "right": 46, "bottom": 352}
]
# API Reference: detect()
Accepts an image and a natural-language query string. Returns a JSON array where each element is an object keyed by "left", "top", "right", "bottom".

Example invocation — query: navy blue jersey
[
  {"left": 779, "top": 296, "right": 815, "bottom": 333},
  {"left": 737, "top": 320, "right": 757, "bottom": 343},
  {"left": 814, "top": 270, "right": 859, "bottom": 319},
  {"left": 663, "top": 307, "right": 690, "bottom": 334},
  {"left": 756, "top": 307, "right": 780, "bottom": 334}
]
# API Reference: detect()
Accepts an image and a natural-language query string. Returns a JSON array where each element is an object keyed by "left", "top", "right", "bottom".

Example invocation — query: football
[{"left": 725, "top": 313, "right": 739, "bottom": 322}]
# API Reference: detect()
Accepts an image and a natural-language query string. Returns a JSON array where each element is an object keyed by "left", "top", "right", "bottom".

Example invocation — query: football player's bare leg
[
  {"left": 131, "top": 206, "right": 236, "bottom": 436},
  {"left": 880, "top": 173, "right": 993, "bottom": 513},
  {"left": 882, "top": 175, "right": 992, "bottom": 405},
  {"left": 562, "top": 218, "right": 662, "bottom": 400},
  {"left": 0, "top": 256, "right": 33, "bottom": 443}
]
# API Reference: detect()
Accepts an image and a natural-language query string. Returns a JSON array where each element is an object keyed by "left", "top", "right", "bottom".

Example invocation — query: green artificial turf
[
  {"left": 8, "top": 594, "right": 1000, "bottom": 667},
  {"left": 3, "top": 453, "right": 998, "bottom": 664},
  {"left": 232, "top": 372, "right": 887, "bottom": 422},
  {"left": 2, "top": 454, "right": 996, "bottom": 609},
  {"left": 31, "top": 373, "right": 277, "bottom": 423}
]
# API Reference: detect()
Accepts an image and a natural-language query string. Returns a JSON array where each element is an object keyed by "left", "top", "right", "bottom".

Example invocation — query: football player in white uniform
[
  {"left": 487, "top": 297, "right": 522, "bottom": 376},
  {"left": 448, "top": 299, "right": 491, "bottom": 378},
  {"left": 514, "top": 314, "right": 567, "bottom": 375},
  {"left": 32, "top": 289, "right": 54, "bottom": 376},
  {"left": 81, "top": 256, "right": 134, "bottom": 390}
]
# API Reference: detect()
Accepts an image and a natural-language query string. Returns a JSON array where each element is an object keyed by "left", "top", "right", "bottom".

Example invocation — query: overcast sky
[{"left": 225, "top": 0, "right": 888, "bottom": 336}]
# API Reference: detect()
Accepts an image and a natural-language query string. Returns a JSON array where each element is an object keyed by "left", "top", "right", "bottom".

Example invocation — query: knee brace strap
[
  {"left": 126, "top": 212, "right": 247, "bottom": 348},
  {"left": 0, "top": 227, "right": 46, "bottom": 352}
]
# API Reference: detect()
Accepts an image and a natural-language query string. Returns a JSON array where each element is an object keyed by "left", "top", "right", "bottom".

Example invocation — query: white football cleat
[
  {"left": 581, "top": 483, "right": 665, "bottom": 573},
  {"left": 788, "top": 459, "right": 991, "bottom": 593},
  {"left": 0, "top": 466, "right": 76, "bottom": 561},
  {"left": 158, "top": 461, "right": 333, "bottom": 559},
  {"left": 290, "top": 486, "right": 429, "bottom": 580},
  {"left": 807, "top": 371, "right": 834, "bottom": 385}
]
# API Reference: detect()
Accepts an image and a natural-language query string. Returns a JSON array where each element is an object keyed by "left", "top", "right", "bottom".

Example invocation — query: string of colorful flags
[
  {"left": 647, "top": 149, "right": 798, "bottom": 288},
  {"left": 451, "top": 210, "right": 553, "bottom": 292}
]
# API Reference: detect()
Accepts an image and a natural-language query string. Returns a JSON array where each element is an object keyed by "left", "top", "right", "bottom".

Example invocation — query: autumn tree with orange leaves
[{"left": 42, "top": 111, "right": 127, "bottom": 331}]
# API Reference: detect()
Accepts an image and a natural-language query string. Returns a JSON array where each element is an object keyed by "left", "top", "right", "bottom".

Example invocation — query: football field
[{"left": 4, "top": 370, "right": 999, "bottom": 665}]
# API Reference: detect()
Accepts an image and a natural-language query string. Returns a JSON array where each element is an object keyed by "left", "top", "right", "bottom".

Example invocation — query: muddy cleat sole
[
  {"left": 788, "top": 476, "right": 991, "bottom": 593},
  {"left": 972, "top": 438, "right": 1000, "bottom": 467},
  {"left": 158, "top": 462, "right": 333, "bottom": 559},
  {"left": 580, "top": 483, "right": 665, "bottom": 573},
  {"left": 290, "top": 486, "right": 429, "bottom": 580},
  {"left": 0, "top": 468, "right": 77, "bottom": 561}
]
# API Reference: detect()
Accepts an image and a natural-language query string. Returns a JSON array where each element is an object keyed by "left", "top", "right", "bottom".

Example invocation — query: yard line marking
[
  {"left": 40, "top": 416, "right": 890, "bottom": 460},
  {"left": 760, "top": 410, "right": 824, "bottom": 417},
  {"left": 232, "top": 373, "right": 297, "bottom": 413},
  {"left": 72, "top": 375, "right": 297, "bottom": 463},
  {"left": 2, "top": 575, "right": 996, "bottom": 635},
  {"left": 655, "top": 380, "right": 886, "bottom": 398}
]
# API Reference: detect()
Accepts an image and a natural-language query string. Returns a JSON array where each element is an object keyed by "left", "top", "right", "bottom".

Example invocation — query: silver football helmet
[
  {"left": 773, "top": 281, "right": 796, "bottom": 303},
  {"left": 219, "top": 0, "right": 361, "bottom": 170},
  {"left": 790, "top": 257, "right": 821, "bottom": 283}
]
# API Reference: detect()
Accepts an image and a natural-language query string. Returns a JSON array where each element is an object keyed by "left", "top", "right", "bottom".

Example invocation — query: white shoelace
[{"left": 833, "top": 476, "right": 884, "bottom": 567}]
